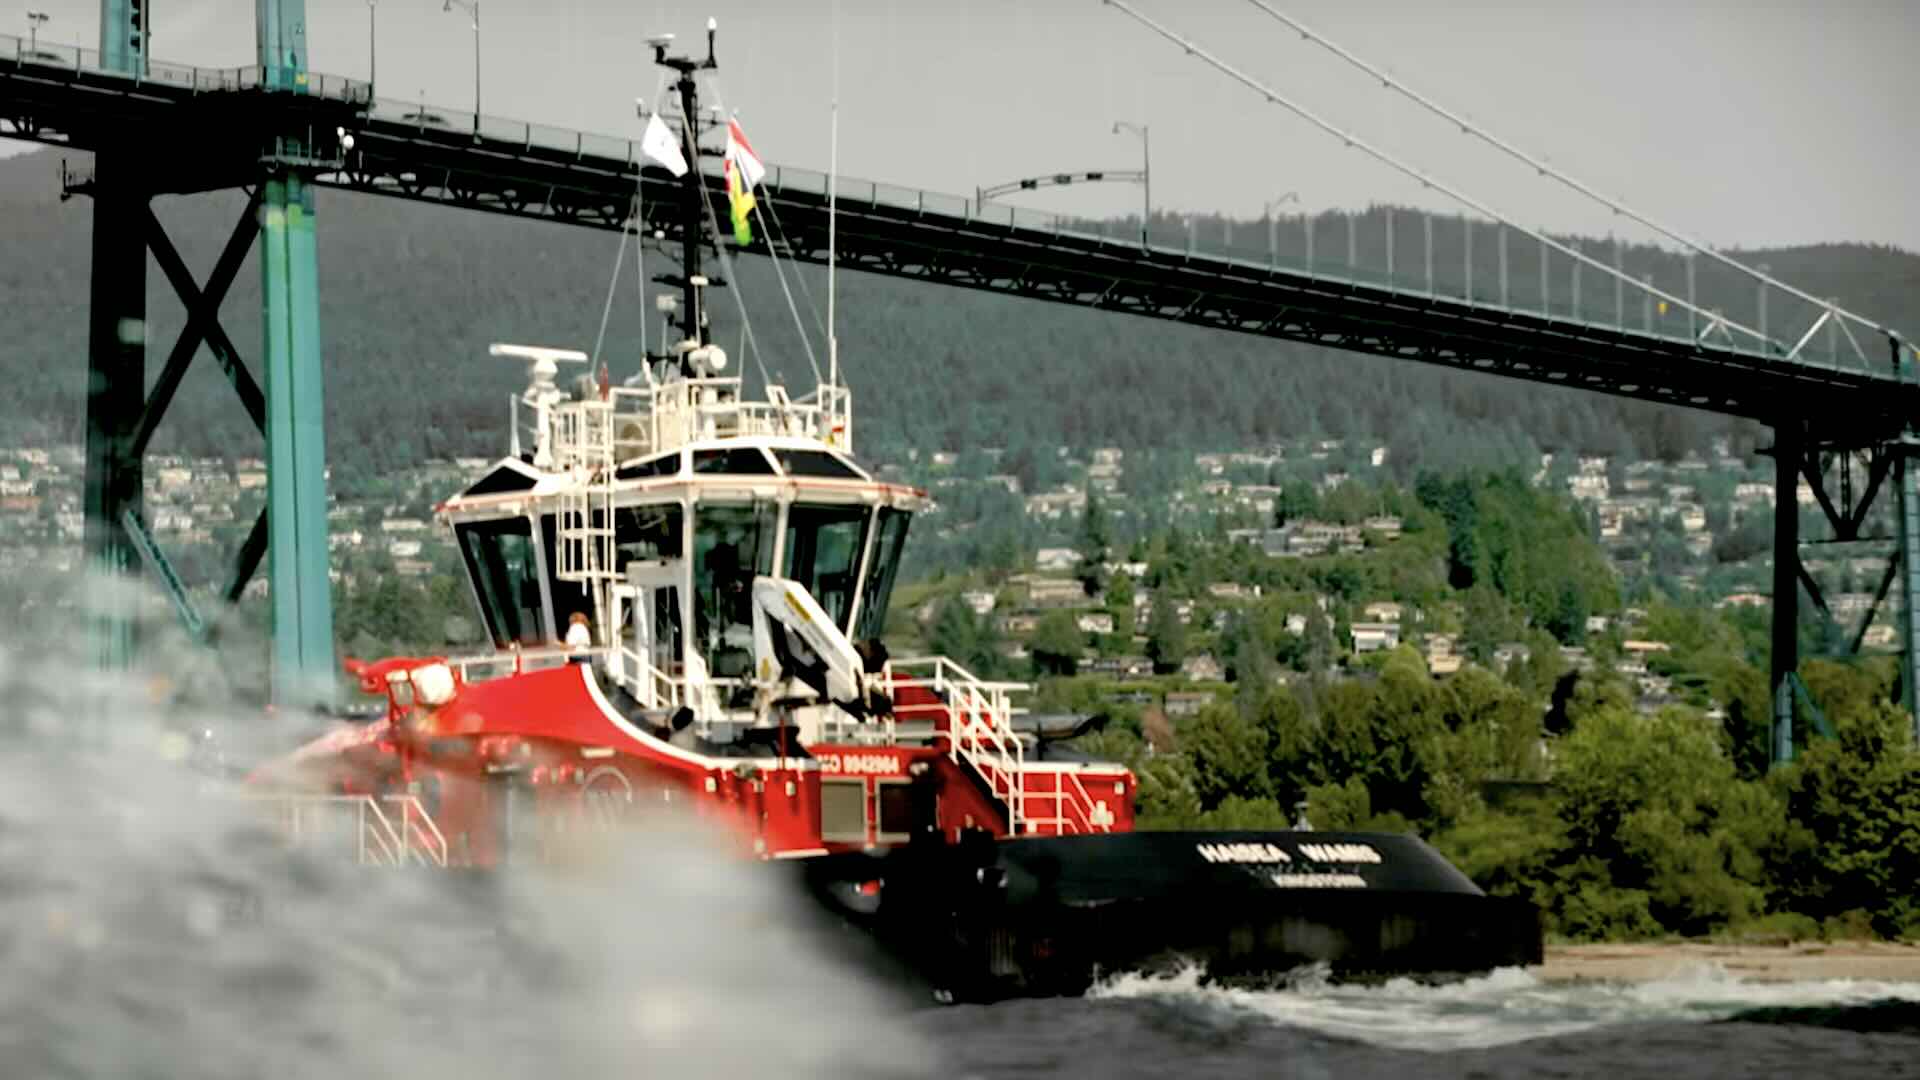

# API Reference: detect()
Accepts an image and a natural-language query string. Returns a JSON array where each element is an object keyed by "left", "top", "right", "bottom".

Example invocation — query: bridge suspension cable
[
  {"left": 1238, "top": 0, "right": 1898, "bottom": 351},
  {"left": 1101, "top": 0, "right": 1769, "bottom": 351}
]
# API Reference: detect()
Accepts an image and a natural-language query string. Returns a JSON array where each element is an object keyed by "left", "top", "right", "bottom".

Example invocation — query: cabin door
[{"left": 612, "top": 559, "right": 685, "bottom": 706}]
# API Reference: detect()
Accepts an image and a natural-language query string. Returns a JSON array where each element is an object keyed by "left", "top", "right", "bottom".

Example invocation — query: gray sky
[{"left": 5, "top": 0, "right": 1916, "bottom": 252}]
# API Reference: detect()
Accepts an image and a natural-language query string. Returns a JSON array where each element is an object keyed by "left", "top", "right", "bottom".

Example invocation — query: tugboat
[{"left": 247, "top": 26, "right": 1540, "bottom": 1002}]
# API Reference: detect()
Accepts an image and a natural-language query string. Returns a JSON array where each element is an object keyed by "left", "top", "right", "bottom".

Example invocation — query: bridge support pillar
[
  {"left": 1898, "top": 448, "right": 1920, "bottom": 740},
  {"left": 259, "top": 172, "right": 336, "bottom": 708},
  {"left": 82, "top": 160, "right": 147, "bottom": 672},
  {"left": 1769, "top": 422, "right": 1801, "bottom": 768}
]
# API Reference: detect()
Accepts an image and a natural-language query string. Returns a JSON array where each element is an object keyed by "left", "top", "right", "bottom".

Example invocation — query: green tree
[
  {"left": 1029, "top": 610, "right": 1085, "bottom": 677},
  {"left": 1077, "top": 491, "right": 1112, "bottom": 596},
  {"left": 1145, "top": 593, "right": 1189, "bottom": 674},
  {"left": 1104, "top": 573, "right": 1137, "bottom": 639},
  {"left": 1182, "top": 703, "right": 1275, "bottom": 810},
  {"left": 930, "top": 597, "right": 1000, "bottom": 676}
]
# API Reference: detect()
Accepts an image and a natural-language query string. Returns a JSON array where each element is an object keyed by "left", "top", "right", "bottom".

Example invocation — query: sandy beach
[{"left": 1538, "top": 941, "right": 1920, "bottom": 983}]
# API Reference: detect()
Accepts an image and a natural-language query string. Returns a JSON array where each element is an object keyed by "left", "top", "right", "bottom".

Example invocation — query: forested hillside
[{"left": 3, "top": 147, "right": 1913, "bottom": 485}]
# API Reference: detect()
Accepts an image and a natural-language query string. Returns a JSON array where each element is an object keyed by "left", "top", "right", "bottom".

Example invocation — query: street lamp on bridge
[
  {"left": 1112, "top": 120, "right": 1149, "bottom": 242},
  {"left": 1265, "top": 191, "right": 1299, "bottom": 269},
  {"left": 25, "top": 11, "right": 48, "bottom": 57},
  {"left": 442, "top": 0, "right": 480, "bottom": 135},
  {"left": 366, "top": 0, "right": 378, "bottom": 96}
]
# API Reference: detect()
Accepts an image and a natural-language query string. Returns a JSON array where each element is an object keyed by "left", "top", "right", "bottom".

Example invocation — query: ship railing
[
  {"left": 447, "top": 645, "right": 588, "bottom": 684},
  {"left": 596, "top": 380, "right": 854, "bottom": 462},
  {"left": 230, "top": 792, "right": 449, "bottom": 868},
  {"left": 1024, "top": 769, "right": 1109, "bottom": 836},
  {"left": 881, "top": 656, "right": 1029, "bottom": 834}
]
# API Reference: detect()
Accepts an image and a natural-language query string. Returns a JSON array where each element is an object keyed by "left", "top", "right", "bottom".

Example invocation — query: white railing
[
  {"left": 877, "top": 656, "right": 1112, "bottom": 836},
  {"left": 447, "top": 645, "right": 587, "bottom": 683},
  {"left": 599, "top": 379, "right": 853, "bottom": 463},
  {"left": 1027, "top": 769, "right": 1110, "bottom": 836},
  {"left": 235, "top": 793, "right": 449, "bottom": 868},
  {"left": 881, "top": 656, "right": 1030, "bottom": 834}
]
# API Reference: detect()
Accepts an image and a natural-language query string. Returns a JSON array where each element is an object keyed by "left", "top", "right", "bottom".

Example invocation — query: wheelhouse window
[
  {"left": 693, "top": 447, "right": 775, "bottom": 475},
  {"left": 770, "top": 448, "right": 864, "bottom": 480},
  {"left": 693, "top": 503, "right": 778, "bottom": 677},
  {"left": 456, "top": 517, "right": 547, "bottom": 648},
  {"left": 855, "top": 508, "right": 911, "bottom": 642},
  {"left": 614, "top": 505, "right": 683, "bottom": 573},
  {"left": 783, "top": 503, "right": 871, "bottom": 631}
]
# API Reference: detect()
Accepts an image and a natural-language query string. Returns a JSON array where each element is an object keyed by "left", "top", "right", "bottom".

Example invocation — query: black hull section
[{"left": 790, "top": 830, "right": 1543, "bottom": 1003}]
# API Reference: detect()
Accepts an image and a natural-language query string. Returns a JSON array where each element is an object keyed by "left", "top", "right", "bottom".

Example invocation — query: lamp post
[
  {"left": 442, "top": 0, "right": 480, "bottom": 135},
  {"left": 366, "top": 0, "right": 377, "bottom": 95},
  {"left": 26, "top": 11, "right": 47, "bottom": 56},
  {"left": 1264, "top": 191, "right": 1299, "bottom": 268},
  {"left": 1112, "top": 120, "right": 1149, "bottom": 243}
]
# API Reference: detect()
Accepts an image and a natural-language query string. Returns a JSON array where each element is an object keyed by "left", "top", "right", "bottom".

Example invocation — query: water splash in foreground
[
  {"left": 1091, "top": 962, "right": 1920, "bottom": 1050},
  {"left": 0, "top": 637, "right": 929, "bottom": 1080}
]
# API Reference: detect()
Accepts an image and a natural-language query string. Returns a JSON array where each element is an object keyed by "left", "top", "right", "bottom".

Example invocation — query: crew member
[{"left": 565, "top": 611, "right": 593, "bottom": 662}]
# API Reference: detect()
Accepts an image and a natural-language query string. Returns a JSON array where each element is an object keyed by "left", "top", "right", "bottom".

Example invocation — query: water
[
  {"left": 921, "top": 967, "right": 1920, "bottom": 1078},
  {"left": 2, "top": 629, "right": 1917, "bottom": 1079}
]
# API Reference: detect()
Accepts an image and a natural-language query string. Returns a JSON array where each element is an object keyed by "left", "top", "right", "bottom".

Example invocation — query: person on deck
[{"left": 565, "top": 611, "right": 593, "bottom": 661}]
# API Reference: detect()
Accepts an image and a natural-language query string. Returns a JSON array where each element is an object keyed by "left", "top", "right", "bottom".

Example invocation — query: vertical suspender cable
[
  {"left": 1238, "top": 0, "right": 1888, "bottom": 340},
  {"left": 1100, "top": 0, "right": 1766, "bottom": 348}
]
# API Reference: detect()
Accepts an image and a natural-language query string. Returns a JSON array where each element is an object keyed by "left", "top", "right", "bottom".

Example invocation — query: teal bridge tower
[{"left": 84, "top": 0, "right": 346, "bottom": 707}]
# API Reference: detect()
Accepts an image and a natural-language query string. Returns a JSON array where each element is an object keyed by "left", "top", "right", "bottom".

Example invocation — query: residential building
[
  {"left": 961, "top": 590, "right": 997, "bottom": 616},
  {"left": 1076, "top": 612, "right": 1115, "bottom": 635},
  {"left": 1164, "top": 690, "right": 1216, "bottom": 718},
  {"left": 1350, "top": 622, "right": 1401, "bottom": 653},
  {"left": 1180, "top": 653, "right": 1224, "bottom": 682},
  {"left": 1363, "top": 600, "right": 1403, "bottom": 623}
]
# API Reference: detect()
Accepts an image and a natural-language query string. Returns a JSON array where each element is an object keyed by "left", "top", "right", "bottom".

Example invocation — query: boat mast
[{"left": 653, "top": 23, "right": 718, "bottom": 364}]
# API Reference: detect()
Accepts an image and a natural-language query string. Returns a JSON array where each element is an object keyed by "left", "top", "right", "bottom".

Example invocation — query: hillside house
[
  {"left": 1164, "top": 690, "right": 1216, "bottom": 718},
  {"left": 961, "top": 590, "right": 997, "bottom": 616},
  {"left": 1034, "top": 548, "right": 1081, "bottom": 572},
  {"left": 1024, "top": 577, "right": 1089, "bottom": 608},
  {"left": 1493, "top": 641, "right": 1531, "bottom": 668},
  {"left": 1078, "top": 655, "right": 1153, "bottom": 680},
  {"left": 1350, "top": 622, "right": 1401, "bottom": 653},
  {"left": 1076, "top": 612, "right": 1115, "bottom": 635},
  {"left": 1362, "top": 601, "right": 1403, "bottom": 623},
  {"left": 1180, "top": 654, "right": 1224, "bottom": 682},
  {"left": 996, "top": 612, "right": 1040, "bottom": 635}
]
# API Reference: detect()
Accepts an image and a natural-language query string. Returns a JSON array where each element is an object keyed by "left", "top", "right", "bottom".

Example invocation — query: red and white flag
[{"left": 725, "top": 118, "right": 765, "bottom": 189}]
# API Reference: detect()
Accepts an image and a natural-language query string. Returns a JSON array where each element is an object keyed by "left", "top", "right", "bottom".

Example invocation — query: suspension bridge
[{"left": 0, "top": 1, "right": 1912, "bottom": 767}]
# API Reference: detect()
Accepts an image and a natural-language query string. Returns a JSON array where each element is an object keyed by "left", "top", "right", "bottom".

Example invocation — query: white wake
[{"left": 1091, "top": 961, "right": 1920, "bottom": 1050}]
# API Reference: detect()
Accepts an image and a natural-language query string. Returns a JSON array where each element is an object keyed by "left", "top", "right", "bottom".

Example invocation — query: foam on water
[
  {"left": 0, "top": 621, "right": 933, "bottom": 1080},
  {"left": 1091, "top": 961, "right": 1920, "bottom": 1050}
]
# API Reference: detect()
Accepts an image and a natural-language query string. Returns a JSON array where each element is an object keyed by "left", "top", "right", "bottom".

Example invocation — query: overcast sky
[{"left": 5, "top": 0, "right": 1915, "bottom": 252}]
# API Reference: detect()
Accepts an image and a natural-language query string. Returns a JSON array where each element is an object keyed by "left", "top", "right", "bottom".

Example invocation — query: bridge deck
[{"left": 4, "top": 37, "right": 1911, "bottom": 433}]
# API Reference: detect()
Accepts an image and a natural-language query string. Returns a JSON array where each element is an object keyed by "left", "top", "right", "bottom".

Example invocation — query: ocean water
[{"left": 3, "top": 636, "right": 1917, "bottom": 1079}]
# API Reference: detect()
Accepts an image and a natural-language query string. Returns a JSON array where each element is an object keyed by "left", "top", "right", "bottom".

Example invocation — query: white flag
[{"left": 640, "top": 112, "right": 688, "bottom": 177}]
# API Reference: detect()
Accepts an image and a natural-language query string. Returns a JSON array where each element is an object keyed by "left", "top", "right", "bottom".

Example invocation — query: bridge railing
[{"left": 3, "top": 33, "right": 371, "bottom": 104}]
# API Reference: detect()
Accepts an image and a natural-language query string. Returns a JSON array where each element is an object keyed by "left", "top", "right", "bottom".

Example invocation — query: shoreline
[{"left": 1536, "top": 941, "right": 1920, "bottom": 984}]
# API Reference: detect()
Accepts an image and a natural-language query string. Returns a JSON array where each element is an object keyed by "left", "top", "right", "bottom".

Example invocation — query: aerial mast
[{"left": 651, "top": 20, "right": 719, "bottom": 362}]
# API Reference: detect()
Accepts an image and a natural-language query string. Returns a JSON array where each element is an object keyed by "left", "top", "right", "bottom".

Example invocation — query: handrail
[{"left": 229, "top": 792, "right": 450, "bottom": 867}]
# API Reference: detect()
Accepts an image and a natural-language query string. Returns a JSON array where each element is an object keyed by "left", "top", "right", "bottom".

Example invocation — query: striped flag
[{"left": 724, "top": 118, "right": 764, "bottom": 245}]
